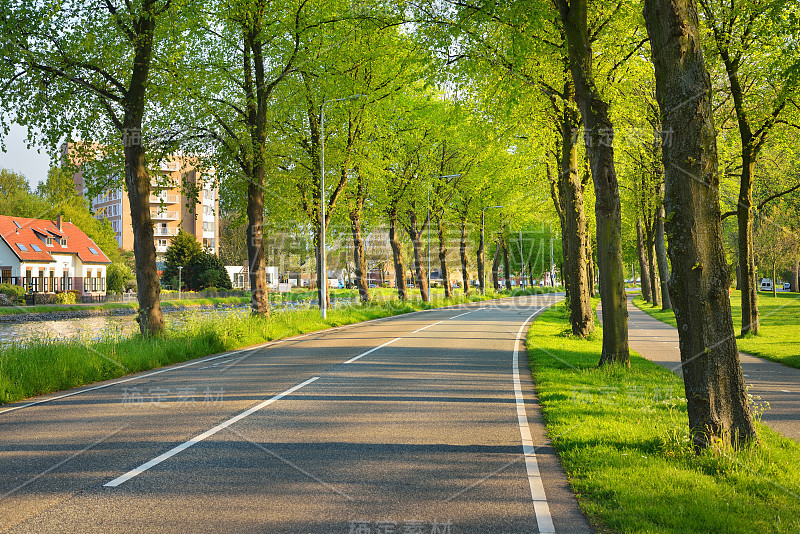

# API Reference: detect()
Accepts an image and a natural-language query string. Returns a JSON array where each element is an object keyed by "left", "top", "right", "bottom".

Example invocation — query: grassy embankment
[
  {"left": 0, "top": 287, "right": 556, "bottom": 405},
  {"left": 634, "top": 289, "right": 800, "bottom": 368},
  {"left": 528, "top": 301, "right": 800, "bottom": 533}
]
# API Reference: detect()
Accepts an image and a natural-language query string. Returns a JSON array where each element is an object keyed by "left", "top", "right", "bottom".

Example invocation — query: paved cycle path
[{"left": 626, "top": 296, "right": 800, "bottom": 441}]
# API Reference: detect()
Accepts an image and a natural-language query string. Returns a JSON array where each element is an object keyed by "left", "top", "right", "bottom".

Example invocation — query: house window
[
  {"left": 46, "top": 237, "right": 53, "bottom": 246},
  {"left": 88, "top": 247, "right": 99, "bottom": 255},
  {"left": 16, "top": 243, "right": 27, "bottom": 252},
  {"left": 31, "top": 244, "right": 42, "bottom": 252}
]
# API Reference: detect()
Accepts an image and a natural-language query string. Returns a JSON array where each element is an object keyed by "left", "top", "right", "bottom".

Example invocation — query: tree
[
  {"left": 162, "top": 229, "right": 203, "bottom": 290},
  {"left": 0, "top": 0, "right": 182, "bottom": 336},
  {"left": 189, "top": 252, "right": 233, "bottom": 291},
  {"left": 699, "top": 0, "right": 800, "bottom": 335},
  {"left": 755, "top": 207, "right": 799, "bottom": 298},
  {"left": 644, "top": 0, "right": 757, "bottom": 449},
  {"left": 557, "top": 0, "right": 631, "bottom": 364}
]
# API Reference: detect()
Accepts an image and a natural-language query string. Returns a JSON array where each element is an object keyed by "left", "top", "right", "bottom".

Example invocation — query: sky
[{"left": 0, "top": 124, "right": 54, "bottom": 188}]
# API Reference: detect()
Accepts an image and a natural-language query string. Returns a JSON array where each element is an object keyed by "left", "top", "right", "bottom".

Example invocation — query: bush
[
  {"left": 0, "top": 283, "right": 24, "bottom": 299},
  {"left": 55, "top": 291, "right": 77, "bottom": 304}
]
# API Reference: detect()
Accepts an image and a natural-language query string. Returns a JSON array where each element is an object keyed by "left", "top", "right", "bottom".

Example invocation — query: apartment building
[{"left": 67, "top": 144, "right": 219, "bottom": 264}]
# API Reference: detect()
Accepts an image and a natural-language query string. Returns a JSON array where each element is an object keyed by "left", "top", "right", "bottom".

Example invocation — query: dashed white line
[
  {"left": 512, "top": 308, "right": 555, "bottom": 533},
  {"left": 449, "top": 311, "right": 473, "bottom": 320},
  {"left": 104, "top": 376, "right": 320, "bottom": 488},
  {"left": 411, "top": 320, "right": 444, "bottom": 333},
  {"left": 343, "top": 338, "right": 402, "bottom": 364}
]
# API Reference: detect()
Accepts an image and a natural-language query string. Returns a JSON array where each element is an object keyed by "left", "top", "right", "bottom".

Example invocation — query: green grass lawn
[
  {"left": 528, "top": 301, "right": 800, "bottom": 533},
  {"left": 634, "top": 290, "right": 800, "bottom": 369},
  {"left": 0, "top": 288, "right": 554, "bottom": 405}
]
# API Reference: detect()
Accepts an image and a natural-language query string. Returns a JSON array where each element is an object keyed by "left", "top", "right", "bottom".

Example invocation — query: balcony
[
  {"left": 153, "top": 227, "right": 178, "bottom": 237},
  {"left": 149, "top": 194, "right": 179, "bottom": 204},
  {"left": 150, "top": 210, "right": 179, "bottom": 220},
  {"left": 155, "top": 244, "right": 168, "bottom": 253}
]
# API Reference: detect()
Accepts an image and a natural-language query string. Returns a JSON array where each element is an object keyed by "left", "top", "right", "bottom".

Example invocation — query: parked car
[
  {"left": 784, "top": 282, "right": 791, "bottom": 291},
  {"left": 760, "top": 278, "right": 773, "bottom": 291}
]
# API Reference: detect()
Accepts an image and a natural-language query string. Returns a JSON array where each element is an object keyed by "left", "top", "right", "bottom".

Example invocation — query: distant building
[
  {"left": 64, "top": 143, "right": 219, "bottom": 265},
  {"left": 225, "top": 265, "right": 278, "bottom": 290},
  {"left": 0, "top": 214, "right": 111, "bottom": 295}
]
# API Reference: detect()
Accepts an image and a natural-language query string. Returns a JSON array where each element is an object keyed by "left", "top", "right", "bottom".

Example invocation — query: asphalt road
[
  {"left": 0, "top": 294, "right": 590, "bottom": 534},
  {"left": 626, "top": 296, "right": 800, "bottom": 441}
]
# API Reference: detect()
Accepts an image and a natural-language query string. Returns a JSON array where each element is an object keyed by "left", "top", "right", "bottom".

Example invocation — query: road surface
[{"left": 0, "top": 294, "right": 590, "bottom": 533}]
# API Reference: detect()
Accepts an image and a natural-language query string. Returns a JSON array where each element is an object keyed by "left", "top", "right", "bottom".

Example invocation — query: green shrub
[
  {"left": 55, "top": 291, "right": 77, "bottom": 304},
  {"left": 0, "top": 283, "right": 24, "bottom": 299}
]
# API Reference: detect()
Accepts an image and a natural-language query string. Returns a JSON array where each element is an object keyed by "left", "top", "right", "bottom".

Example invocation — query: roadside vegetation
[
  {"left": 528, "top": 301, "right": 800, "bottom": 533},
  {"left": 634, "top": 290, "right": 800, "bottom": 369},
  {"left": 0, "top": 288, "right": 555, "bottom": 405}
]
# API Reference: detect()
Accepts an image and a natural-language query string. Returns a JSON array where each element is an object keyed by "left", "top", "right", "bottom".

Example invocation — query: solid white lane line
[
  {"left": 411, "top": 320, "right": 444, "bottom": 334},
  {"left": 343, "top": 338, "right": 402, "bottom": 364},
  {"left": 513, "top": 308, "right": 555, "bottom": 534},
  {"left": 449, "top": 311, "right": 473, "bottom": 320},
  {"left": 104, "top": 376, "right": 320, "bottom": 488}
]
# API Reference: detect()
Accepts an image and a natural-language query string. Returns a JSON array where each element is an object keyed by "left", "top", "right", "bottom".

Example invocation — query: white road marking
[
  {"left": 104, "top": 376, "right": 320, "bottom": 488},
  {"left": 411, "top": 320, "right": 444, "bottom": 333},
  {"left": 781, "top": 390, "right": 792, "bottom": 393},
  {"left": 513, "top": 308, "right": 555, "bottom": 533},
  {"left": 343, "top": 338, "right": 402, "bottom": 364},
  {"left": 449, "top": 311, "right": 473, "bottom": 320}
]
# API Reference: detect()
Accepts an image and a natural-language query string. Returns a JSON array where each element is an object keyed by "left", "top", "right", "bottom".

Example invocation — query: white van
[{"left": 760, "top": 278, "right": 773, "bottom": 291}]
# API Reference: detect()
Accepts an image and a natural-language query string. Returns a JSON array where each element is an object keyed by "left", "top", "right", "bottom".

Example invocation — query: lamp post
[
  {"left": 427, "top": 174, "right": 461, "bottom": 300},
  {"left": 177, "top": 265, "right": 182, "bottom": 300},
  {"left": 320, "top": 94, "right": 363, "bottom": 319},
  {"left": 481, "top": 205, "right": 503, "bottom": 295}
]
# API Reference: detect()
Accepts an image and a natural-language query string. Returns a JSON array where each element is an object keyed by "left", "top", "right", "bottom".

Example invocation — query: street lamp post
[
  {"left": 320, "top": 94, "right": 363, "bottom": 319},
  {"left": 481, "top": 205, "right": 503, "bottom": 295},
  {"left": 426, "top": 174, "right": 461, "bottom": 300},
  {"left": 177, "top": 265, "right": 182, "bottom": 300}
]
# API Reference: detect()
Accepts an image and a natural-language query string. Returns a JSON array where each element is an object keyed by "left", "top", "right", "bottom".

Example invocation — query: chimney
[{"left": 57, "top": 214, "right": 62, "bottom": 231}]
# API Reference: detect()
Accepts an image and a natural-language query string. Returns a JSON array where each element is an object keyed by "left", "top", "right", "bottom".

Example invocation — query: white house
[{"left": 0, "top": 214, "right": 111, "bottom": 296}]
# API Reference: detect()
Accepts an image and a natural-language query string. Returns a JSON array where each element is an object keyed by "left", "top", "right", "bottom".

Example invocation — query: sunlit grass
[{"left": 529, "top": 301, "right": 800, "bottom": 533}]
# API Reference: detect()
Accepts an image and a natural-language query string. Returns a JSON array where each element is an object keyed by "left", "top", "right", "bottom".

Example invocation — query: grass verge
[
  {"left": 633, "top": 290, "right": 800, "bottom": 369},
  {"left": 0, "top": 287, "right": 555, "bottom": 405},
  {"left": 528, "top": 300, "right": 800, "bottom": 533}
]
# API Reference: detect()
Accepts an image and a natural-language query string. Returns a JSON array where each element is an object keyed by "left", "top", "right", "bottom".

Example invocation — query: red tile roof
[{"left": 0, "top": 215, "right": 111, "bottom": 264}]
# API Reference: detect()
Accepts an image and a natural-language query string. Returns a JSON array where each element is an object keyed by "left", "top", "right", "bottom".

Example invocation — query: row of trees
[{"left": 1, "top": 0, "right": 798, "bottom": 450}]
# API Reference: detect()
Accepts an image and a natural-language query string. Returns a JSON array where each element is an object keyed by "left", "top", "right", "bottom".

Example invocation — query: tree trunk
[
  {"left": 438, "top": 217, "right": 452, "bottom": 298},
  {"left": 738, "top": 160, "right": 758, "bottom": 335},
  {"left": 460, "top": 218, "right": 470, "bottom": 295},
  {"left": 646, "top": 225, "right": 660, "bottom": 307},
  {"left": 350, "top": 174, "right": 369, "bottom": 303},
  {"left": 637, "top": 219, "right": 652, "bottom": 302},
  {"left": 502, "top": 233, "right": 512, "bottom": 291},
  {"left": 655, "top": 199, "right": 672, "bottom": 310},
  {"left": 389, "top": 214, "right": 407, "bottom": 300},
  {"left": 558, "top": 0, "right": 629, "bottom": 365},
  {"left": 491, "top": 240, "right": 501, "bottom": 292},
  {"left": 123, "top": 13, "right": 163, "bottom": 337},
  {"left": 791, "top": 260, "right": 798, "bottom": 293},
  {"left": 644, "top": 0, "right": 757, "bottom": 449},
  {"left": 242, "top": 28, "right": 270, "bottom": 316},
  {"left": 477, "top": 227, "right": 485, "bottom": 294},
  {"left": 736, "top": 263, "right": 741, "bottom": 291},
  {"left": 404, "top": 209, "right": 430, "bottom": 302}
]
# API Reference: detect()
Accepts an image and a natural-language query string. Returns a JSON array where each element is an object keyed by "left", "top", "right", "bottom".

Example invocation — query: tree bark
[
  {"left": 644, "top": 0, "right": 757, "bottom": 449},
  {"left": 738, "top": 166, "right": 759, "bottom": 334},
  {"left": 389, "top": 214, "right": 407, "bottom": 300},
  {"left": 791, "top": 260, "right": 799, "bottom": 293},
  {"left": 491, "top": 240, "right": 501, "bottom": 292},
  {"left": 637, "top": 219, "right": 652, "bottom": 302},
  {"left": 350, "top": 172, "right": 369, "bottom": 303},
  {"left": 646, "top": 224, "right": 660, "bottom": 307},
  {"left": 477, "top": 226, "right": 485, "bottom": 294},
  {"left": 438, "top": 217, "right": 452, "bottom": 298},
  {"left": 404, "top": 208, "right": 430, "bottom": 302},
  {"left": 460, "top": 218, "right": 470, "bottom": 295},
  {"left": 123, "top": 10, "right": 163, "bottom": 337},
  {"left": 558, "top": 0, "right": 629, "bottom": 365},
  {"left": 502, "top": 232, "right": 512, "bottom": 291},
  {"left": 655, "top": 199, "right": 672, "bottom": 310}
]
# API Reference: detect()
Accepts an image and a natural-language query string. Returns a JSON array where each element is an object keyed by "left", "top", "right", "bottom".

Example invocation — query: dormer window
[
  {"left": 61, "top": 238, "right": 67, "bottom": 247},
  {"left": 46, "top": 237, "right": 54, "bottom": 247}
]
